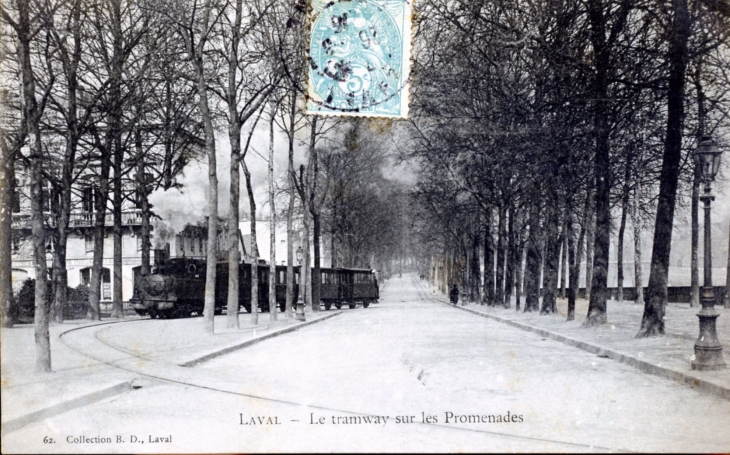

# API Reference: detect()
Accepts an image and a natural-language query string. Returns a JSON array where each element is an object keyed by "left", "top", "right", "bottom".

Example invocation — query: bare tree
[
  {"left": 3, "top": 0, "right": 55, "bottom": 371},
  {"left": 164, "top": 0, "right": 223, "bottom": 332},
  {"left": 0, "top": 86, "right": 24, "bottom": 328}
]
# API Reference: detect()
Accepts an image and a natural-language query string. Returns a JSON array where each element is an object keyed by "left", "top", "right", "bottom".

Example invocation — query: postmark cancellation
[{"left": 306, "top": 0, "right": 412, "bottom": 118}]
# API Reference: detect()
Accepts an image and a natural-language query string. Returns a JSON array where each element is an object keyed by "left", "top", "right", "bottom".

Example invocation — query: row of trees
[
  {"left": 406, "top": 0, "right": 730, "bottom": 334},
  {"left": 0, "top": 0, "right": 409, "bottom": 372}
]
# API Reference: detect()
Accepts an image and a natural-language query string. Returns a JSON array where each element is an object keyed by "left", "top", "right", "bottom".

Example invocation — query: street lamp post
[
  {"left": 691, "top": 136, "right": 725, "bottom": 371},
  {"left": 295, "top": 245, "right": 306, "bottom": 321}
]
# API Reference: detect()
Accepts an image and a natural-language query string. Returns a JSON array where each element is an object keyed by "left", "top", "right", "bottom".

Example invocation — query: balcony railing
[{"left": 12, "top": 210, "right": 144, "bottom": 229}]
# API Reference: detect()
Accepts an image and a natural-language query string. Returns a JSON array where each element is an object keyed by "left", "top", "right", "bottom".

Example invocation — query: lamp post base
[
  {"left": 295, "top": 302, "right": 306, "bottom": 322},
  {"left": 691, "top": 295, "right": 726, "bottom": 371}
]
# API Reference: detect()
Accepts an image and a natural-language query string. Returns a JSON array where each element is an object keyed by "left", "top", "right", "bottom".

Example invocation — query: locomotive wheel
[
  {"left": 214, "top": 308, "right": 223, "bottom": 316},
  {"left": 363, "top": 302, "right": 370, "bottom": 308},
  {"left": 335, "top": 304, "right": 342, "bottom": 309},
  {"left": 324, "top": 303, "right": 332, "bottom": 311},
  {"left": 149, "top": 310, "right": 158, "bottom": 319},
  {"left": 348, "top": 303, "right": 356, "bottom": 309}
]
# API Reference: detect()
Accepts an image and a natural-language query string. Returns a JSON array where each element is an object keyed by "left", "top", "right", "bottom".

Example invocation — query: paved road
[{"left": 4, "top": 274, "right": 730, "bottom": 453}]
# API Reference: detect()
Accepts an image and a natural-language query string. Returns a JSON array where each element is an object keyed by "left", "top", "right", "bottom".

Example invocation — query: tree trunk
[
  {"left": 0, "top": 91, "right": 14, "bottom": 328},
  {"left": 312, "top": 211, "right": 321, "bottom": 310},
  {"left": 298, "top": 165, "right": 311, "bottom": 311},
  {"left": 524, "top": 195, "right": 541, "bottom": 312},
  {"left": 482, "top": 207, "right": 494, "bottom": 305},
  {"left": 88, "top": 134, "right": 112, "bottom": 322},
  {"left": 473, "top": 213, "right": 483, "bottom": 304},
  {"left": 16, "top": 0, "right": 51, "bottom": 369},
  {"left": 225, "top": 0, "right": 245, "bottom": 329},
  {"left": 285, "top": 96, "right": 296, "bottom": 318},
  {"left": 559, "top": 217, "right": 568, "bottom": 300},
  {"left": 585, "top": 0, "right": 611, "bottom": 327},
  {"left": 30, "top": 134, "right": 50, "bottom": 371},
  {"left": 541, "top": 194, "right": 560, "bottom": 315},
  {"left": 185, "top": 0, "right": 219, "bottom": 333},
  {"left": 690, "top": 61, "right": 705, "bottom": 308},
  {"left": 53, "top": 135, "right": 75, "bottom": 324},
  {"left": 638, "top": 0, "right": 691, "bottom": 337},
  {"left": 690, "top": 173, "right": 700, "bottom": 307},
  {"left": 617, "top": 160, "right": 631, "bottom": 304},
  {"left": 307, "top": 118, "right": 319, "bottom": 312},
  {"left": 243, "top": 160, "right": 258, "bottom": 324},
  {"left": 724, "top": 223, "right": 730, "bottom": 308},
  {"left": 51, "top": 14, "right": 83, "bottom": 323},
  {"left": 504, "top": 205, "right": 515, "bottom": 309},
  {"left": 303, "top": 206, "right": 312, "bottom": 309},
  {"left": 286, "top": 176, "right": 295, "bottom": 317},
  {"left": 251, "top": 255, "right": 259, "bottom": 323},
  {"left": 515, "top": 226, "right": 525, "bottom": 311},
  {"left": 495, "top": 204, "right": 507, "bottom": 306},
  {"left": 330, "top": 203, "right": 337, "bottom": 268},
  {"left": 567, "top": 201, "right": 578, "bottom": 321},
  {"left": 111, "top": 135, "right": 123, "bottom": 319},
  {"left": 227, "top": 120, "right": 242, "bottom": 329},
  {"left": 633, "top": 179, "right": 644, "bottom": 305},
  {"left": 268, "top": 112, "right": 277, "bottom": 321},
  {"left": 89, "top": 0, "right": 124, "bottom": 322},
  {"left": 584, "top": 197, "right": 596, "bottom": 300},
  {"left": 135, "top": 139, "right": 150, "bottom": 276}
]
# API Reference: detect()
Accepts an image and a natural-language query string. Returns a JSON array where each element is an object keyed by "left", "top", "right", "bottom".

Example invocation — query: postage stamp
[{"left": 306, "top": 0, "right": 412, "bottom": 118}]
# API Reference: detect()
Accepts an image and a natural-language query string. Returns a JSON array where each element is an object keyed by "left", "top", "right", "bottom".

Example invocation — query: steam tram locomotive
[{"left": 130, "top": 255, "right": 379, "bottom": 319}]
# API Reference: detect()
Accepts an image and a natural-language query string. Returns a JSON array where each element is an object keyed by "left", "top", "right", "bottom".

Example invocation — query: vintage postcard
[{"left": 2, "top": 0, "right": 730, "bottom": 452}]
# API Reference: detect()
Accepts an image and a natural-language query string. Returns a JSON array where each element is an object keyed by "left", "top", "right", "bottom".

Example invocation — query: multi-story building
[{"left": 10, "top": 174, "right": 147, "bottom": 304}]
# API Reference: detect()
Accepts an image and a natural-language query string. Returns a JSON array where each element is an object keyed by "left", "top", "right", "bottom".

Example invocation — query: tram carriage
[
  {"left": 320, "top": 268, "right": 379, "bottom": 310},
  {"left": 131, "top": 255, "right": 379, "bottom": 319}
]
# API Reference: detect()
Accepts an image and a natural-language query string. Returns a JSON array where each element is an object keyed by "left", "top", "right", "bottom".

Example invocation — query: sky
[
  {"left": 147, "top": 118, "right": 418, "bottom": 235},
  {"left": 146, "top": 116, "right": 730, "bottom": 261}
]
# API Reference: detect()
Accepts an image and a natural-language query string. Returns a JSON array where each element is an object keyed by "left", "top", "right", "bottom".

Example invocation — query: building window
[
  {"left": 81, "top": 186, "right": 99, "bottom": 213},
  {"left": 80, "top": 267, "right": 111, "bottom": 299},
  {"left": 42, "top": 184, "right": 51, "bottom": 212},
  {"left": 137, "top": 235, "right": 142, "bottom": 251},
  {"left": 12, "top": 190, "right": 20, "bottom": 213},
  {"left": 85, "top": 235, "right": 94, "bottom": 253}
]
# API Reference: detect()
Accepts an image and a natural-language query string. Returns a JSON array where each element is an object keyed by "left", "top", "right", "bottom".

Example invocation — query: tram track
[{"left": 56, "top": 289, "right": 625, "bottom": 452}]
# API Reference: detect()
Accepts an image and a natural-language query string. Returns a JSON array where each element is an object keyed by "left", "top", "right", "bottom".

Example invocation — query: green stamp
[{"left": 307, "top": 0, "right": 412, "bottom": 118}]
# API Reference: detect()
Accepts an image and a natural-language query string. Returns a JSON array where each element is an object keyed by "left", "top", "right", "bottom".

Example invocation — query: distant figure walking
[{"left": 449, "top": 284, "right": 459, "bottom": 305}]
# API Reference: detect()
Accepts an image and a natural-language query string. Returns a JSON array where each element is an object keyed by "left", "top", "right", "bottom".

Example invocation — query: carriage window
[{"left": 278, "top": 270, "right": 285, "bottom": 284}]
